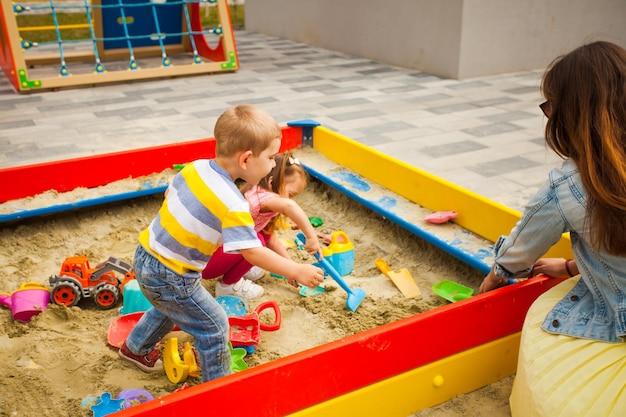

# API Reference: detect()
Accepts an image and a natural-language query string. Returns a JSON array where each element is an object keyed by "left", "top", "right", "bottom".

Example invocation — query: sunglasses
[{"left": 539, "top": 101, "right": 552, "bottom": 118}]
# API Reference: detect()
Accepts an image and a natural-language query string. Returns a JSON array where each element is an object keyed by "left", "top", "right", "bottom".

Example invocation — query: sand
[{"left": 0, "top": 157, "right": 511, "bottom": 416}]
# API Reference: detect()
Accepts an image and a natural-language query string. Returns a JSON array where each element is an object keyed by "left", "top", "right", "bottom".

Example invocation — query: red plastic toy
[{"left": 228, "top": 301, "right": 282, "bottom": 347}]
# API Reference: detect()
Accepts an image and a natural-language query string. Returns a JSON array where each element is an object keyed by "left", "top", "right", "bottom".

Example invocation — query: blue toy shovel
[{"left": 297, "top": 233, "right": 366, "bottom": 312}]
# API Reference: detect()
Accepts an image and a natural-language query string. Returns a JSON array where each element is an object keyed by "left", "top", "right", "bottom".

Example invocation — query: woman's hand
[
  {"left": 531, "top": 257, "right": 576, "bottom": 277},
  {"left": 479, "top": 269, "right": 507, "bottom": 293}
]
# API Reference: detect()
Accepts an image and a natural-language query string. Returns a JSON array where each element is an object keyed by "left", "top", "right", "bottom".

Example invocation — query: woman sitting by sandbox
[{"left": 480, "top": 41, "right": 626, "bottom": 416}]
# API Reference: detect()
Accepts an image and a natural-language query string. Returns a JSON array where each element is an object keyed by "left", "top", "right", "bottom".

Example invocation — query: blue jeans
[{"left": 127, "top": 244, "right": 231, "bottom": 382}]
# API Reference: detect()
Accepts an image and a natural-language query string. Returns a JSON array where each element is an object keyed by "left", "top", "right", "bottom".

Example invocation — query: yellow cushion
[{"left": 511, "top": 277, "right": 626, "bottom": 417}]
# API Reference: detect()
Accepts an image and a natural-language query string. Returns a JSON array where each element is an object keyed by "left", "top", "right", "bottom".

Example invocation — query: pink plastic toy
[
  {"left": 0, "top": 282, "right": 50, "bottom": 322},
  {"left": 424, "top": 211, "right": 458, "bottom": 224}
]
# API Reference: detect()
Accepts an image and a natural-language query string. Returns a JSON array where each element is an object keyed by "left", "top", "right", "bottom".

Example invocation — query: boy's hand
[{"left": 289, "top": 263, "right": 324, "bottom": 288}]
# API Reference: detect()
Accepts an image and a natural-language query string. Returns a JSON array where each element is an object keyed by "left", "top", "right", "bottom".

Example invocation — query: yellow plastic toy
[{"left": 163, "top": 338, "right": 199, "bottom": 384}]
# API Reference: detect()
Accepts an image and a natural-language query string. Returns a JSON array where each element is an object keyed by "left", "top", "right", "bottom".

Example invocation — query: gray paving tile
[
  {"left": 123, "top": 87, "right": 174, "bottom": 98},
  {"left": 408, "top": 72, "right": 445, "bottom": 83},
  {"left": 95, "top": 107, "right": 180, "bottom": 120},
  {"left": 447, "top": 81, "right": 492, "bottom": 90},
  {"left": 330, "top": 75, "right": 372, "bottom": 83},
  {"left": 226, "top": 96, "right": 279, "bottom": 105},
  {"left": 420, "top": 140, "right": 488, "bottom": 158},
  {"left": 278, "top": 76, "right": 324, "bottom": 84},
  {"left": 253, "top": 67, "right": 299, "bottom": 74},
  {"left": 357, "top": 67, "right": 399, "bottom": 75},
  {"left": 0, "top": 102, "right": 16, "bottom": 112},
  {"left": 277, "top": 60, "right": 312, "bottom": 67},
  {"left": 356, "top": 121, "right": 416, "bottom": 136},
  {"left": 428, "top": 103, "right": 481, "bottom": 114},
  {"left": 329, "top": 109, "right": 385, "bottom": 121},
  {"left": 0, "top": 119, "right": 36, "bottom": 130},
  {"left": 0, "top": 96, "right": 43, "bottom": 108},
  {"left": 504, "top": 86, "right": 538, "bottom": 95},
  {"left": 216, "top": 78, "right": 264, "bottom": 86},
  {"left": 404, "top": 93, "right": 453, "bottom": 103},
  {"left": 333, "top": 60, "right": 380, "bottom": 69},
  {"left": 353, "top": 135, "right": 394, "bottom": 147},
  {"left": 380, "top": 85, "right": 426, "bottom": 94},
  {"left": 463, "top": 122, "right": 523, "bottom": 137},
  {"left": 6, "top": 143, "right": 80, "bottom": 164},
  {"left": 319, "top": 98, "right": 372, "bottom": 108},
  {"left": 472, "top": 97, "right": 519, "bottom": 107},
  {"left": 530, "top": 137, "right": 547, "bottom": 146},
  {"left": 481, "top": 111, "right": 536, "bottom": 123},
  {"left": 467, "top": 156, "right": 542, "bottom": 177},
  {"left": 322, "top": 86, "right": 368, "bottom": 95}
]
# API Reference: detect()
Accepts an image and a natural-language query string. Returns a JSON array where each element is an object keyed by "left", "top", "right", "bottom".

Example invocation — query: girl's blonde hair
[
  {"left": 541, "top": 41, "right": 626, "bottom": 255},
  {"left": 256, "top": 152, "right": 308, "bottom": 194},
  {"left": 214, "top": 104, "right": 282, "bottom": 157}
]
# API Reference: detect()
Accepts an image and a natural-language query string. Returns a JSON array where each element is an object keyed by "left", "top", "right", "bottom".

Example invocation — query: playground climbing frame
[{"left": 0, "top": 0, "right": 239, "bottom": 93}]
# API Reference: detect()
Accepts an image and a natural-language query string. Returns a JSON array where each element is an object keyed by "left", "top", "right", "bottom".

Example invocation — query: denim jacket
[{"left": 492, "top": 159, "right": 626, "bottom": 343}]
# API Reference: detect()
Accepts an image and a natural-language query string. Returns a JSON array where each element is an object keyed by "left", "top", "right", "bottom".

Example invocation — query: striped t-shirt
[{"left": 139, "top": 159, "right": 261, "bottom": 274}]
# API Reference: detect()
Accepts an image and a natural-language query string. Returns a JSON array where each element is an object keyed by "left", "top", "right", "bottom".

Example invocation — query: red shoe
[{"left": 119, "top": 342, "right": 163, "bottom": 373}]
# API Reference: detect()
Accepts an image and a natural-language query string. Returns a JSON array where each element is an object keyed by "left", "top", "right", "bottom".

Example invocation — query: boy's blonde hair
[{"left": 214, "top": 105, "right": 282, "bottom": 157}]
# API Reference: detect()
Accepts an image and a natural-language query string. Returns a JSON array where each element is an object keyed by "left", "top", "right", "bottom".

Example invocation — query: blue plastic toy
[{"left": 297, "top": 233, "right": 366, "bottom": 312}]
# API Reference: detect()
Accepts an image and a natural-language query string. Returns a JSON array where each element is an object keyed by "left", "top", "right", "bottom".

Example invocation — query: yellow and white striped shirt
[{"left": 139, "top": 159, "right": 260, "bottom": 274}]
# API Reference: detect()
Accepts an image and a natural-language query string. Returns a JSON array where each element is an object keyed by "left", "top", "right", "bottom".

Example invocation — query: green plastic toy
[
  {"left": 308, "top": 216, "right": 324, "bottom": 227},
  {"left": 229, "top": 342, "right": 248, "bottom": 372}
]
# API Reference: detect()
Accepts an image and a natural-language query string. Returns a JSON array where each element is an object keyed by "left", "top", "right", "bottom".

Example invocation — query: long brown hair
[{"left": 541, "top": 41, "right": 626, "bottom": 255}]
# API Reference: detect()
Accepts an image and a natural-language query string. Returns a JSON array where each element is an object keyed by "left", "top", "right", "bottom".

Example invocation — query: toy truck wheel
[
  {"left": 51, "top": 281, "right": 81, "bottom": 307},
  {"left": 93, "top": 284, "right": 119, "bottom": 309}
]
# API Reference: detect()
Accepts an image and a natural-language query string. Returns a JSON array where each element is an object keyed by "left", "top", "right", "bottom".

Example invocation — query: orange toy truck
[{"left": 49, "top": 256, "right": 136, "bottom": 309}]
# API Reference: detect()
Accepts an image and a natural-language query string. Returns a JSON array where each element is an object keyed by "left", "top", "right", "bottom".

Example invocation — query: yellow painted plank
[
  {"left": 290, "top": 333, "right": 520, "bottom": 417},
  {"left": 311, "top": 126, "right": 572, "bottom": 259}
]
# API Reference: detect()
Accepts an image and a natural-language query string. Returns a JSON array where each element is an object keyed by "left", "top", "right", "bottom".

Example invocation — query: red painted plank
[
  {"left": 1, "top": 126, "right": 302, "bottom": 203},
  {"left": 114, "top": 276, "right": 565, "bottom": 417}
]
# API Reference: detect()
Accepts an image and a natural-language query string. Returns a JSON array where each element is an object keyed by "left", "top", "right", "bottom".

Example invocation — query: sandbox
[{"left": 0, "top": 123, "right": 571, "bottom": 416}]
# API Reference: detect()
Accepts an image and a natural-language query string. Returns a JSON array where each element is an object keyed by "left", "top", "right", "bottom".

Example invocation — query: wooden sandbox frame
[
  {"left": 0, "top": 123, "right": 573, "bottom": 416},
  {"left": 0, "top": 0, "right": 238, "bottom": 93}
]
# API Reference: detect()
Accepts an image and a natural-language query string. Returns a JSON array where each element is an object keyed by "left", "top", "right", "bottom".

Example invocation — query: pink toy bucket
[{"left": 0, "top": 282, "right": 50, "bottom": 322}]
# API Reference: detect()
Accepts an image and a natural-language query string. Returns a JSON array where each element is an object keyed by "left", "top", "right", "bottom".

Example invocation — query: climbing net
[{"left": 13, "top": 0, "right": 225, "bottom": 76}]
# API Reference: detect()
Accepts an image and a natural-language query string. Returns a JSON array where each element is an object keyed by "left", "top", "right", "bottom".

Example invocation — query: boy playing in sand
[
  {"left": 119, "top": 105, "right": 325, "bottom": 382},
  {"left": 203, "top": 151, "right": 322, "bottom": 298}
]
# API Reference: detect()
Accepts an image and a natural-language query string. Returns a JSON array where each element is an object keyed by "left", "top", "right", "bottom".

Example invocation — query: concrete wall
[{"left": 245, "top": 0, "right": 626, "bottom": 79}]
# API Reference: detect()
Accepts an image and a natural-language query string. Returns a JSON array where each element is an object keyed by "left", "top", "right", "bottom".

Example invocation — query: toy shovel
[
  {"left": 297, "top": 233, "right": 366, "bottom": 312},
  {"left": 375, "top": 258, "right": 421, "bottom": 298},
  {"left": 432, "top": 280, "right": 473, "bottom": 302}
]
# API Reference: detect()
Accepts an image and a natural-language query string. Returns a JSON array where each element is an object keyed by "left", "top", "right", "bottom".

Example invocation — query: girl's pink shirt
[{"left": 244, "top": 185, "right": 281, "bottom": 232}]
